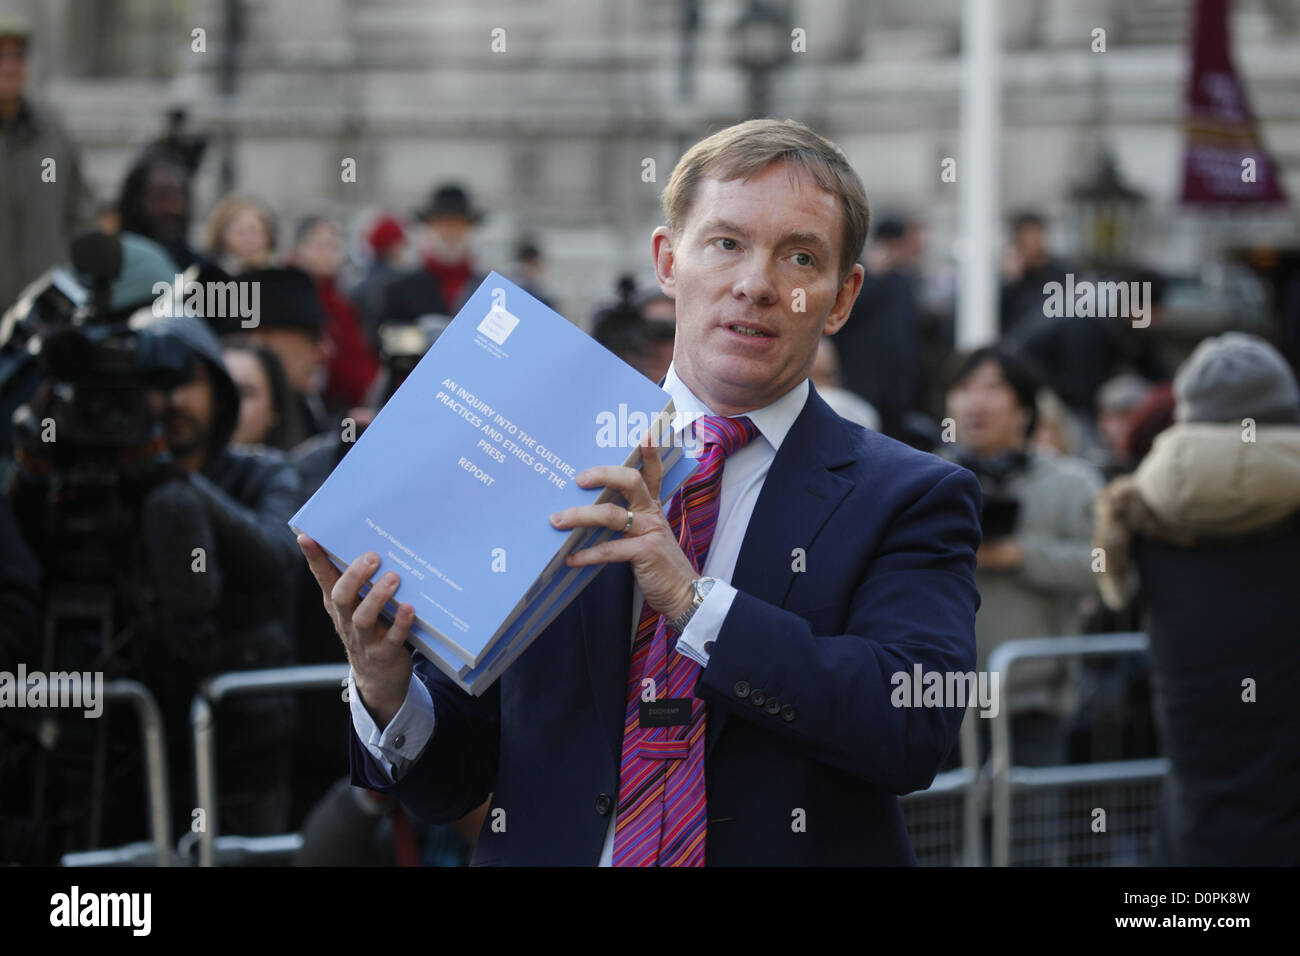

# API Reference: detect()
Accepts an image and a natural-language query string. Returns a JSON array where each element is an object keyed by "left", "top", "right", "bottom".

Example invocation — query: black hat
[
  {"left": 234, "top": 266, "right": 325, "bottom": 338},
  {"left": 414, "top": 184, "right": 484, "bottom": 224}
]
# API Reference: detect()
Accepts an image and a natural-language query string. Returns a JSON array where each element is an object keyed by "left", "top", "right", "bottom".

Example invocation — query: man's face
[
  {"left": 1013, "top": 223, "right": 1047, "bottom": 267},
  {"left": 143, "top": 166, "right": 189, "bottom": 244},
  {"left": 946, "top": 359, "right": 1030, "bottom": 458},
  {"left": 423, "top": 216, "right": 474, "bottom": 263},
  {"left": 652, "top": 162, "right": 863, "bottom": 415},
  {"left": 1097, "top": 406, "right": 1134, "bottom": 459},
  {"left": 164, "top": 359, "right": 216, "bottom": 459},
  {"left": 0, "top": 37, "right": 27, "bottom": 102}
]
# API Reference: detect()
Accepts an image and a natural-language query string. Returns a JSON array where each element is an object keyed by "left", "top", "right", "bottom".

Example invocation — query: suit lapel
[{"left": 706, "top": 386, "right": 856, "bottom": 758}]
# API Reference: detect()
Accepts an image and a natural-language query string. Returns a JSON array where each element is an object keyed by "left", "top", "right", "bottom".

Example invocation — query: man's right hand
[{"left": 298, "top": 534, "right": 414, "bottom": 728}]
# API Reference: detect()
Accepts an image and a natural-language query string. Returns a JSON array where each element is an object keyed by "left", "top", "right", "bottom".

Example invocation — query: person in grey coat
[
  {"left": 0, "top": 15, "right": 94, "bottom": 310},
  {"left": 943, "top": 347, "right": 1104, "bottom": 765}
]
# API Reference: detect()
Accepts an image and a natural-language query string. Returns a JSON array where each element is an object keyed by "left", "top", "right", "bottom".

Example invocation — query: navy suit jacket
[{"left": 350, "top": 384, "right": 982, "bottom": 865}]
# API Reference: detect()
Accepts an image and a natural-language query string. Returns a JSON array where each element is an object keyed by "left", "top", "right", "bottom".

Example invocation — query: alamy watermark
[
  {"left": 0, "top": 664, "right": 103, "bottom": 718},
  {"left": 594, "top": 405, "right": 708, "bottom": 456},
  {"left": 151, "top": 273, "right": 260, "bottom": 328},
  {"left": 890, "top": 664, "right": 1000, "bottom": 718},
  {"left": 1042, "top": 273, "right": 1152, "bottom": 328}
]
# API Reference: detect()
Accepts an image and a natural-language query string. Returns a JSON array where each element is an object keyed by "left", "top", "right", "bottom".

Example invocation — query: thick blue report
[{"left": 290, "top": 272, "right": 696, "bottom": 695}]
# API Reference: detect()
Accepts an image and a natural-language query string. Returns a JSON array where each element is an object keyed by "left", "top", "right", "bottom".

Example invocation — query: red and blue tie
[{"left": 611, "top": 414, "right": 761, "bottom": 866}]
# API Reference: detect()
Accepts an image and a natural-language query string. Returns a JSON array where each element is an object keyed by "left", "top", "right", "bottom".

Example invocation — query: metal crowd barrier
[
  {"left": 191, "top": 663, "right": 350, "bottom": 867},
  {"left": 60, "top": 679, "right": 176, "bottom": 867},
  {"left": 901, "top": 633, "right": 1168, "bottom": 866},
  {"left": 987, "top": 633, "right": 1168, "bottom": 867},
  {"left": 900, "top": 710, "right": 983, "bottom": 866}
]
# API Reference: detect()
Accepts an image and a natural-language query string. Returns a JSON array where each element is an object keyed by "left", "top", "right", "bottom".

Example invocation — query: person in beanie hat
[
  {"left": 1173, "top": 331, "right": 1300, "bottom": 425},
  {"left": 348, "top": 212, "right": 409, "bottom": 353},
  {"left": 1093, "top": 331, "right": 1300, "bottom": 864}
]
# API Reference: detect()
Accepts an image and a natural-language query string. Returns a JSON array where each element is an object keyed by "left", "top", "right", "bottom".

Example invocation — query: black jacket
[{"left": 1137, "top": 522, "right": 1300, "bottom": 865}]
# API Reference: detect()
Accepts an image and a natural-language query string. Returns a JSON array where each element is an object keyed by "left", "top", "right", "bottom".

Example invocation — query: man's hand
[
  {"left": 976, "top": 537, "right": 1023, "bottom": 571},
  {"left": 298, "top": 534, "right": 414, "bottom": 728},
  {"left": 550, "top": 431, "right": 698, "bottom": 621}
]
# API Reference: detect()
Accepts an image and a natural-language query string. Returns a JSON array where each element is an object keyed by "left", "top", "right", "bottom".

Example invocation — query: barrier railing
[
  {"left": 900, "top": 708, "right": 983, "bottom": 866},
  {"left": 59, "top": 679, "right": 175, "bottom": 867},
  {"left": 191, "top": 663, "right": 350, "bottom": 867},
  {"left": 986, "top": 633, "right": 1167, "bottom": 867}
]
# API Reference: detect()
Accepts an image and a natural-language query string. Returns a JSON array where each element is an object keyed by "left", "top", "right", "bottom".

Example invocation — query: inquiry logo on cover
[{"left": 477, "top": 304, "right": 520, "bottom": 345}]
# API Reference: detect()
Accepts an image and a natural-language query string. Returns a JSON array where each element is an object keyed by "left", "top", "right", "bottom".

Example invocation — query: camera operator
[
  {"left": 941, "top": 347, "right": 1103, "bottom": 766},
  {"left": 2, "top": 232, "right": 300, "bottom": 859},
  {"left": 143, "top": 308, "right": 303, "bottom": 839}
]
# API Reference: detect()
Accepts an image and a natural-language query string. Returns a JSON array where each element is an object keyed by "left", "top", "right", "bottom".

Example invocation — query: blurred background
[{"left": 7, "top": 0, "right": 1300, "bottom": 334}]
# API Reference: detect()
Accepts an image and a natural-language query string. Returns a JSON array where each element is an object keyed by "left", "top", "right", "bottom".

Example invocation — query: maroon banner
[{"left": 1179, "top": 0, "right": 1288, "bottom": 205}]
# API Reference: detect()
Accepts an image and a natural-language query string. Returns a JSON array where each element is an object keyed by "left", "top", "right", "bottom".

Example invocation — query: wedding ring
[{"left": 623, "top": 509, "right": 635, "bottom": 533}]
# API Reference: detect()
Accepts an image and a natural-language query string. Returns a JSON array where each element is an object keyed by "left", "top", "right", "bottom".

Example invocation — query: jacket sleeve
[
  {"left": 349, "top": 653, "right": 501, "bottom": 824},
  {"left": 1016, "top": 463, "right": 1103, "bottom": 593},
  {"left": 188, "top": 462, "right": 302, "bottom": 581},
  {"left": 695, "top": 466, "right": 982, "bottom": 795}
]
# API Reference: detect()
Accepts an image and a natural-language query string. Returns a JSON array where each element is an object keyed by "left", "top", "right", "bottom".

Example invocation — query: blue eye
[
  {"left": 793, "top": 252, "right": 813, "bottom": 267},
  {"left": 717, "top": 238, "right": 737, "bottom": 250}
]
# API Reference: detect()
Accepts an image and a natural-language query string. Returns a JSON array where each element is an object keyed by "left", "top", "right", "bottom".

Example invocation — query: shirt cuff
[
  {"left": 674, "top": 579, "right": 738, "bottom": 667},
  {"left": 348, "top": 668, "right": 436, "bottom": 783}
]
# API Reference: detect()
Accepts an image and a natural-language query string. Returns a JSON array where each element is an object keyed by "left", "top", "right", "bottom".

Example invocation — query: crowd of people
[{"left": 1, "top": 14, "right": 1298, "bottom": 867}]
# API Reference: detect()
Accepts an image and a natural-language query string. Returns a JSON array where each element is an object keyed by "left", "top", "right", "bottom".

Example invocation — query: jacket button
[
  {"left": 733, "top": 681, "right": 750, "bottom": 699},
  {"left": 595, "top": 793, "right": 612, "bottom": 816},
  {"left": 750, "top": 689, "right": 766, "bottom": 707},
  {"left": 780, "top": 704, "right": 797, "bottom": 722},
  {"left": 765, "top": 697, "right": 781, "bottom": 715}
]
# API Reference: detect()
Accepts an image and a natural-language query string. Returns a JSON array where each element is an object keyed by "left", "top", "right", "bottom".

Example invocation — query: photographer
[{"left": 942, "top": 347, "right": 1103, "bottom": 765}]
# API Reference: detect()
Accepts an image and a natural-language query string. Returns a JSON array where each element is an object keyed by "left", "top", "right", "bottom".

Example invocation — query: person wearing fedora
[{"left": 378, "top": 183, "right": 486, "bottom": 325}]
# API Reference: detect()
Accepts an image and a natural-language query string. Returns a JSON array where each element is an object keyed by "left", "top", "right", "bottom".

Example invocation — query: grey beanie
[{"left": 1173, "top": 332, "right": 1300, "bottom": 424}]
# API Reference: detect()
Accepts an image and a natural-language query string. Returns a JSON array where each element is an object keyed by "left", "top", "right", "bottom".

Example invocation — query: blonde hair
[
  {"left": 204, "top": 192, "right": 277, "bottom": 261},
  {"left": 662, "top": 118, "right": 870, "bottom": 280}
]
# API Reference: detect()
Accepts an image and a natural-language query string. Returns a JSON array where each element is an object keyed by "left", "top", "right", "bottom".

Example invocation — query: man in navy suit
[{"left": 299, "top": 118, "right": 982, "bottom": 865}]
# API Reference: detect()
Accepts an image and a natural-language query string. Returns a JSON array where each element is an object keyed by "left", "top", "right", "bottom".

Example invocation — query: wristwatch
[{"left": 665, "top": 577, "right": 716, "bottom": 633}]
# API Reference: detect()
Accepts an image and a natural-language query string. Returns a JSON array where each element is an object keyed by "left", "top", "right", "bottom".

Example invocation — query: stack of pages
[{"left": 290, "top": 272, "right": 697, "bottom": 695}]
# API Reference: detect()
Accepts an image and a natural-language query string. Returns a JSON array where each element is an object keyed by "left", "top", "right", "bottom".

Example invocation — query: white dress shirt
[{"left": 349, "top": 363, "right": 810, "bottom": 864}]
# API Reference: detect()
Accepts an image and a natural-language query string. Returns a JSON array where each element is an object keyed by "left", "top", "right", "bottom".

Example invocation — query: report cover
[{"left": 290, "top": 272, "right": 697, "bottom": 694}]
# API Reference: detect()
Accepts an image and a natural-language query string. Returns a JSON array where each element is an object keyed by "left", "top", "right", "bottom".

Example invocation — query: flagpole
[{"left": 957, "top": 0, "right": 1001, "bottom": 349}]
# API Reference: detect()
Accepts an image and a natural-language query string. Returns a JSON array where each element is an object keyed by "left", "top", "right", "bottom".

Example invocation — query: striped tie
[{"left": 611, "top": 414, "right": 761, "bottom": 866}]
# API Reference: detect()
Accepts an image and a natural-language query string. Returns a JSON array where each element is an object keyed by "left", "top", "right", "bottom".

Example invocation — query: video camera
[{"left": 0, "top": 232, "right": 196, "bottom": 580}]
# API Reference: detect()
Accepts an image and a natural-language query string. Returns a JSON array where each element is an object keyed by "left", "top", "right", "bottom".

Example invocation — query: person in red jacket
[{"left": 290, "top": 215, "right": 380, "bottom": 412}]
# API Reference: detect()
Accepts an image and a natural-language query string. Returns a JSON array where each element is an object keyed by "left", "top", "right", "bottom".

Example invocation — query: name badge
[{"left": 639, "top": 698, "right": 693, "bottom": 727}]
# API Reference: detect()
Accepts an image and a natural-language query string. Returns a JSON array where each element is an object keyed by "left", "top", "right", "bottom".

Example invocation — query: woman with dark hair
[
  {"left": 222, "top": 339, "right": 308, "bottom": 451},
  {"left": 942, "top": 346, "right": 1105, "bottom": 772}
]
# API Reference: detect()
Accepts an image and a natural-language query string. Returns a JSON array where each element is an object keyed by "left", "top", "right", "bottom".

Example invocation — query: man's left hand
[{"left": 550, "top": 430, "right": 697, "bottom": 622}]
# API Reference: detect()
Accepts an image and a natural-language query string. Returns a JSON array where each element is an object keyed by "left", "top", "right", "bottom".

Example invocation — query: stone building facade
[{"left": 14, "top": 0, "right": 1300, "bottom": 327}]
